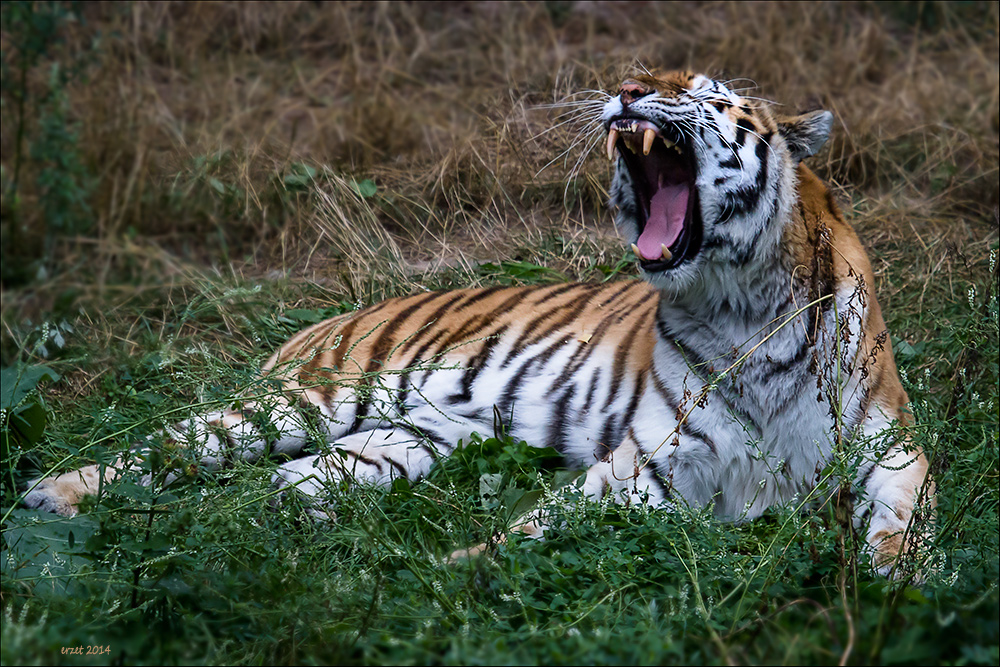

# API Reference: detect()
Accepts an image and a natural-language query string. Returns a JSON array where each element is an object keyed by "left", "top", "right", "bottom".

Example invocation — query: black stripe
[
  {"left": 367, "top": 292, "right": 451, "bottom": 371},
  {"left": 497, "top": 334, "right": 575, "bottom": 419},
  {"left": 535, "top": 283, "right": 585, "bottom": 306},
  {"left": 584, "top": 366, "right": 601, "bottom": 407},
  {"left": 734, "top": 117, "right": 756, "bottom": 146},
  {"left": 602, "top": 310, "right": 650, "bottom": 411},
  {"left": 627, "top": 430, "right": 673, "bottom": 499},
  {"left": 680, "top": 421, "right": 718, "bottom": 455},
  {"left": 454, "top": 285, "right": 509, "bottom": 311},
  {"left": 445, "top": 325, "right": 509, "bottom": 406},
  {"left": 598, "top": 282, "right": 642, "bottom": 308},
  {"left": 709, "top": 237, "right": 757, "bottom": 266},
  {"left": 719, "top": 130, "right": 772, "bottom": 222},
  {"left": 753, "top": 132, "right": 772, "bottom": 210},
  {"left": 383, "top": 456, "right": 409, "bottom": 479},
  {"left": 757, "top": 335, "right": 810, "bottom": 385},
  {"left": 394, "top": 329, "right": 451, "bottom": 417},
  {"left": 392, "top": 422, "right": 453, "bottom": 456},
  {"left": 596, "top": 417, "right": 619, "bottom": 461},
  {"left": 646, "top": 454, "right": 674, "bottom": 499},
  {"left": 522, "top": 284, "right": 602, "bottom": 349},
  {"left": 650, "top": 366, "right": 679, "bottom": 410},
  {"left": 657, "top": 320, "right": 712, "bottom": 377},
  {"left": 618, "top": 369, "right": 647, "bottom": 440},
  {"left": 500, "top": 285, "right": 586, "bottom": 368},
  {"left": 721, "top": 185, "right": 760, "bottom": 220},
  {"left": 720, "top": 155, "right": 741, "bottom": 170},
  {"left": 338, "top": 448, "right": 384, "bottom": 474},
  {"left": 547, "top": 385, "right": 576, "bottom": 453},
  {"left": 350, "top": 292, "right": 449, "bottom": 433},
  {"left": 396, "top": 291, "right": 469, "bottom": 358}
]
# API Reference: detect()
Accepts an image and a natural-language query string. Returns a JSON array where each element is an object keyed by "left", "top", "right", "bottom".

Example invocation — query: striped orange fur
[{"left": 24, "top": 70, "right": 933, "bottom": 578}]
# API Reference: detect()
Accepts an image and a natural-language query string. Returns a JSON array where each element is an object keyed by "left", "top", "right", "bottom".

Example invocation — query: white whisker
[{"left": 534, "top": 122, "right": 604, "bottom": 178}]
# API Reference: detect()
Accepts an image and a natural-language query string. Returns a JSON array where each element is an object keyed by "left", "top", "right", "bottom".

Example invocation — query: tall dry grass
[{"left": 1, "top": 1, "right": 997, "bottom": 349}]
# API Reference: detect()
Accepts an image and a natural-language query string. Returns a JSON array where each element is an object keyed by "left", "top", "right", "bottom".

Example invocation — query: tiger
[{"left": 23, "top": 69, "right": 933, "bottom": 577}]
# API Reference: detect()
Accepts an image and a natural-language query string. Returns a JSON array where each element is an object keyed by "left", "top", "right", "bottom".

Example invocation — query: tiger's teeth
[
  {"left": 663, "top": 138, "right": 675, "bottom": 148},
  {"left": 642, "top": 128, "right": 656, "bottom": 156},
  {"left": 606, "top": 129, "right": 619, "bottom": 161},
  {"left": 630, "top": 243, "right": 641, "bottom": 258},
  {"left": 661, "top": 244, "right": 673, "bottom": 261}
]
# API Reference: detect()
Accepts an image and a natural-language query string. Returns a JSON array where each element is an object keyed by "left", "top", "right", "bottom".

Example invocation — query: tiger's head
[{"left": 603, "top": 70, "right": 833, "bottom": 293}]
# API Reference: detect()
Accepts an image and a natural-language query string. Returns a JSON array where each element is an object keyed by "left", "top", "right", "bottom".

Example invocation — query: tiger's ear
[{"left": 777, "top": 110, "right": 834, "bottom": 161}]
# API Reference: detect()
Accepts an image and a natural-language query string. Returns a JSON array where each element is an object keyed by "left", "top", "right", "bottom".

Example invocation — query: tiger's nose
[{"left": 619, "top": 81, "right": 652, "bottom": 105}]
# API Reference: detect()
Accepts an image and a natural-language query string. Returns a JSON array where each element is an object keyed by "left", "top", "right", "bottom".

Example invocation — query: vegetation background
[{"left": 1, "top": 1, "right": 997, "bottom": 664}]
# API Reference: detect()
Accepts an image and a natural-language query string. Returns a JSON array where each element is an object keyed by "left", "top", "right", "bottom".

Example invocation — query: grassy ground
[{"left": 1, "top": 2, "right": 998, "bottom": 664}]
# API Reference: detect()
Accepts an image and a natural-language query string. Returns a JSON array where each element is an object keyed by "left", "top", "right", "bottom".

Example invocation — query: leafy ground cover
[{"left": 2, "top": 2, "right": 998, "bottom": 664}]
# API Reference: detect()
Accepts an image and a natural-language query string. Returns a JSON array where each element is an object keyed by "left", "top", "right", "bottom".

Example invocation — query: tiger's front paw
[
  {"left": 22, "top": 465, "right": 104, "bottom": 517},
  {"left": 271, "top": 458, "right": 338, "bottom": 522},
  {"left": 868, "top": 528, "right": 931, "bottom": 582}
]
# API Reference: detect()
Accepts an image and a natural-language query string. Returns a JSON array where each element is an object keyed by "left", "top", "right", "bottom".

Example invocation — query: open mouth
[{"left": 607, "top": 117, "right": 703, "bottom": 272}]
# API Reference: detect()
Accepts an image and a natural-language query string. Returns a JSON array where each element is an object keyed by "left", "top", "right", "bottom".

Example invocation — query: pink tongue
[{"left": 636, "top": 182, "right": 689, "bottom": 261}]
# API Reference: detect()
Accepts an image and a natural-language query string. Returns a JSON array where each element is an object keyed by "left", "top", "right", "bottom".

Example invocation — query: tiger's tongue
[{"left": 636, "top": 182, "right": 689, "bottom": 260}]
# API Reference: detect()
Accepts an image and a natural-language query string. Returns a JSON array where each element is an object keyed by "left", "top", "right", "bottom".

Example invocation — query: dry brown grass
[{"left": 1, "top": 1, "right": 998, "bottom": 359}]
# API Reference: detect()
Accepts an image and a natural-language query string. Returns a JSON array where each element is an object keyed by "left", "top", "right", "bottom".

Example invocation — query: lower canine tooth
[
  {"left": 643, "top": 128, "right": 656, "bottom": 156},
  {"left": 660, "top": 244, "right": 672, "bottom": 261},
  {"left": 606, "top": 129, "right": 619, "bottom": 161},
  {"left": 630, "top": 243, "right": 641, "bottom": 258}
]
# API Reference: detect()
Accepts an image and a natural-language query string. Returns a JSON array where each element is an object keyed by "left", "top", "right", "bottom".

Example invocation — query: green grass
[
  {"left": 2, "top": 1, "right": 998, "bottom": 664},
  {"left": 1, "top": 248, "right": 997, "bottom": 666}
]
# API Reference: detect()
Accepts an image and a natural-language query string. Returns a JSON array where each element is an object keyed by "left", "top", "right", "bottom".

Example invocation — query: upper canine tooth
[
  {"left": 660, "top": 244, "right": 673, "bottom": 261},
  {"left": 607, "top": 129, "right": 619, "bottom": 161},
  {"left": 642, "top": 128, "right": 656, "bottom": 156}
]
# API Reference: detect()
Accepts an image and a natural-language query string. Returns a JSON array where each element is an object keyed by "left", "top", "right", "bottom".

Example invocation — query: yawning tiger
[{"left": 24, "top": 70, "right": 933, "bottom": 577}]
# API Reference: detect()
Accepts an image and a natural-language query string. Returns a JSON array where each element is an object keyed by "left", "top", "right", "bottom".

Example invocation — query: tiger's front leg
[
  {"left": 578, "top": 436, "right": 674, "bottom": 507},
  {"left": 271, "top": 428, "right": 438, "bottom": 517},
  {"left": 22, "top": 461, "right": 124, "bottom": 517},
  {"left": 22, "top": 400, "right": 314, "bottom": 517},
  {"left": 856, "top": 436, "right": 935, "bottom": 578},
  {"left": 451, "top": 436, "right": 677, "bottom": 559}
]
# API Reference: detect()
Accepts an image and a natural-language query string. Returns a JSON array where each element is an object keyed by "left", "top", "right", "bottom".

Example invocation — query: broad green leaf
[
  {"left": 351, "top": 178, "right": 377, "bottom": 198},
  {"left": 1, "top": 364, "right": 59, "bottom": 411}
]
